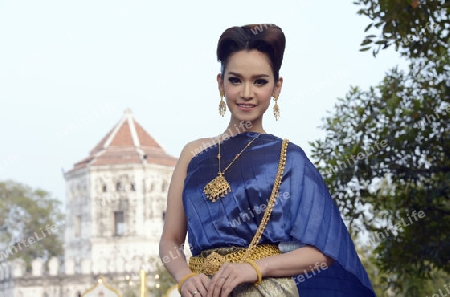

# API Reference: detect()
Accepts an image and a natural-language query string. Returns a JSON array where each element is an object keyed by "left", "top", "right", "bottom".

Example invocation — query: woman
[{"left": 159, "top": 24, "right": 375, "bottom": 297}]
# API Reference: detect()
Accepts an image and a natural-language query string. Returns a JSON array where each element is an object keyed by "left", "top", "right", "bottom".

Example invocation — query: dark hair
[{"left": 216, "top": 24, "right": 286, "bottom": 82}]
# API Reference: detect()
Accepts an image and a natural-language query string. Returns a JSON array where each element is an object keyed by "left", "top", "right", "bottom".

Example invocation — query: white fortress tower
[
  {"left": 0, "top": 109, "right": 178, "bottom": 297},
  {"left": 64, "top": 108, "right": 177, "bottom": 275}
]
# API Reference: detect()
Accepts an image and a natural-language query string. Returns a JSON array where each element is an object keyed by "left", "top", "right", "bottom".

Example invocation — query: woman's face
[{"left": 217, "top": 50, "right": 282, "bottom": 127}]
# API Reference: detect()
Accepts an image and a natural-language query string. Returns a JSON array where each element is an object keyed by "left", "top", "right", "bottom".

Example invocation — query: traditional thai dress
[{"left": 182, "top": 132, "right": 375, "bottom": 296}]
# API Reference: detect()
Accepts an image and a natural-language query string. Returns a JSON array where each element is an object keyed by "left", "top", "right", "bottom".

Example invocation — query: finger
[
  {"left": 212, "top": 272, "right": 229, "bottom": 297},
  {"left": 180, "top": 281, "right": 194, "bottom": 297},
  {"left": 182, "top": 276, "right": 200, "bottom": 297},
  {"left": 195, "top": 274, "right": 210, "bottom": 297},
  {"left": 211, "top": 277, "right": 224, "bottom": 297},
  {"left": 181, "top": 283, "right": 194, "bottom": 297},
  {"left": 220, "top": 274, "right": 238, "bottom": 297},
  {"left": 206, "top": 273, "right": 221, "bottom": 297},
  {"left": 194, "top": 279, "right": 209, "bottom": 297},
  {"left": 206, "top": 273, "right": 216, "bottom": 296}
]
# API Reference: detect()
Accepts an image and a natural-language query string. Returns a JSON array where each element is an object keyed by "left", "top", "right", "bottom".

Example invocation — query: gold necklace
[{"left": 203, "top": 134, "right": 260, "bottom": 202}]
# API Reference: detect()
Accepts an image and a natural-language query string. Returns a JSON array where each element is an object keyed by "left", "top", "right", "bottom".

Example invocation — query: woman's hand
[
  {"left": 207, "top": 263, "right": 258, "bottom": 297},
  {"left": 180, "top": 273, "right": 210, "bottom": 297}
]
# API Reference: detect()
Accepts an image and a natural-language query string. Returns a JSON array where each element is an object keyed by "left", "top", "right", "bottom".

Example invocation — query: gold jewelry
[
  {"left": 203, "top": 134, "right": 261, "bottom": 202},
  {"left": 219, "top": 92, "right": 226, "bottom": 117},
  {"left": 177, "top": 272, "right": 197, "bottom": 293},
  {"left": 241, "top": 139, "right": 288, "bottom": 259},
  {"left": 273, "top": 94, "right": 280, "bottom": 121},
  {"left": 243, "top": 259, "right": 262, "bottom": 286},
  {"left": 190, "top": 139, "right": 290, "bottom": 277}
]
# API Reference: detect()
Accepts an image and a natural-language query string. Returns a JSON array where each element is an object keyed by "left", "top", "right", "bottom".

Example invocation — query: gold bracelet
[
  {"left": 243, "top": 259, "right": 262, "bottom": 286},
  {"left": 177, "top": 272, "right": 197, "bottom": 293}
]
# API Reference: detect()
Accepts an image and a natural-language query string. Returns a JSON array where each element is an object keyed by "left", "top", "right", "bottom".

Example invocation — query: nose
[{"left": 241, "top": 82, "right": 253, "bottom": 100}]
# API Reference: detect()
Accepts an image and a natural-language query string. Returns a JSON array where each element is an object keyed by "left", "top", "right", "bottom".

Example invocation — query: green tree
[
  {"left": 0, "top": 180, "right": 64, "bottom": 269},
  {"left": 356, "top": 0, "right": 449, "bottom": 59},
  {"left": 309, "top": 0, "right": 449, "bottom": 286},
  {"left": 310, "top": 57, "right": 450, "bottom": 278},
  {"left": 356, "top": 237, "right": 450, "bottom": 296},
  {"left": 355, "top": 238, "right": 394, "bottom": 296}
]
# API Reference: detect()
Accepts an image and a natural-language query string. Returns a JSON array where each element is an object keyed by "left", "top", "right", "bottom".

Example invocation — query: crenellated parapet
[
  {"left": 0, "top": 255, "right": 161, "bottom": 297},
  {"left": 0, "top": 258, "right": 26, "bottom": 281},
  {"left": 0, "top": 255, "right": 161, "bottom": 281}
]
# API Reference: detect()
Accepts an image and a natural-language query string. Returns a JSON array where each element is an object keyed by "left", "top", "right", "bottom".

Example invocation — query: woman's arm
[
  {"left": 207, "top": 246, "right": 333, "bottom": 297},
  {"left": 159, "top": 143, "right": 197, "bottom": 282},
  {"left": 256, "top": 245, "right": 333, "bottom": 277},
  {"left": 159, "top": 139, "right": 212, "bottom": 296},
  {"left": 159, "top": 141, "right": 192, "bottom": 282}
]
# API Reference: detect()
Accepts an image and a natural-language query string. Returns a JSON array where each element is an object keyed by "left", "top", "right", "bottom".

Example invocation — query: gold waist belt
[{"left": 188, "top": 244, "right": 281, "bottom": 276}]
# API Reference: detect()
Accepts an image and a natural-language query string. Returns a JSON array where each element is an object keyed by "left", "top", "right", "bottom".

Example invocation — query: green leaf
[{"left": 361, "top": 39, "right": 373, "bottom": 46}]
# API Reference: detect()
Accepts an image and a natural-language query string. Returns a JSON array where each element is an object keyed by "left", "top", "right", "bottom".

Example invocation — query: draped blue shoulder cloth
[{"left": 182, "top": 132, "right": 376, "bottom": 296}]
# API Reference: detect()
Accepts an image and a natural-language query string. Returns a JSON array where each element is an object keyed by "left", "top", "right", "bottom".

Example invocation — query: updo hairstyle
[{"left": 216, "top": 24, "right": 286, "bottom": 82}]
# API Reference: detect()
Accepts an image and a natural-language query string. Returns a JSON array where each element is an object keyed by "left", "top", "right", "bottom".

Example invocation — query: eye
[
  {"left": 228, "top": 77, "right": 241, "bottom": 84},
  {"left": 254, "top": 79, "right": 268, "bottom": 86}
]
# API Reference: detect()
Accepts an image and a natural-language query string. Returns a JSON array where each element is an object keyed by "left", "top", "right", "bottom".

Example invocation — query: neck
[{"left": 224, "top": 118, "right": 266, "bottom": 137}]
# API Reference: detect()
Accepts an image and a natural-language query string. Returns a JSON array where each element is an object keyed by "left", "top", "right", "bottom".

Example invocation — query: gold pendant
[{"left": 203, "top": 173, "right": 231, "bottom": 202}]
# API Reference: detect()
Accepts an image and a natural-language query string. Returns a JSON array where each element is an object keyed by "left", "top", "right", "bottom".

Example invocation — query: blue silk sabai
[{"left": 183, "top": 132, "right": 375, "bottom": 297}]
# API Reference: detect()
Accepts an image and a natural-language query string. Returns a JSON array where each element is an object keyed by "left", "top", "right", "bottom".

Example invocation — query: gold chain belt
[{"left": 188, "top": 244, "right": 281, "bottom": 276}]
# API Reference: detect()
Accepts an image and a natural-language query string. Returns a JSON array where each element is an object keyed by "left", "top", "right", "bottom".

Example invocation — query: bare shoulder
[{"left": 179, "top": 136, "right": 219, "bottom": 164}]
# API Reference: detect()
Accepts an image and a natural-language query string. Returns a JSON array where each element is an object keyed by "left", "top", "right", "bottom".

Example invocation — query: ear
[
  {"left": 217, "top": 73, "right": 224, "bottom": 95},
  {"left": 273, "top": 77, "right": 283, "bottom": 97}
]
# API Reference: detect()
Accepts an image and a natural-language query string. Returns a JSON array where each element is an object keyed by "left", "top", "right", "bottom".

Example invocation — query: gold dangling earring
[
  {"left": 219, "top": 92, "right": 226, "bottom": 117},
  {"left": 273, "top": 94, "right": 280, "bottom": 121}
]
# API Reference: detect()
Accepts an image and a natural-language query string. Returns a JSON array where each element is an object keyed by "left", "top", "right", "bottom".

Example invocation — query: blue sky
[{"left": 0, "top": 0, "right": 408, "bottom": 204}]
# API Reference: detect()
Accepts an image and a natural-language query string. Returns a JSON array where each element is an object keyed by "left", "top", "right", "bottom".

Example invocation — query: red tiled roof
[
  {"left": 68, "top": 109, "right": 177, "bottom": 173},
  {"left": 135, "top": 122, "right": 161, "bottom": 148},
  {"left": 109, "top": 121, "right": 134, "bottom": 147}
]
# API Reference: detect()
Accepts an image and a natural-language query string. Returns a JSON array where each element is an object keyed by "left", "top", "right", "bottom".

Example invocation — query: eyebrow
[{"left": 227, "top": 72, "right": 270, "bottom": 78}]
